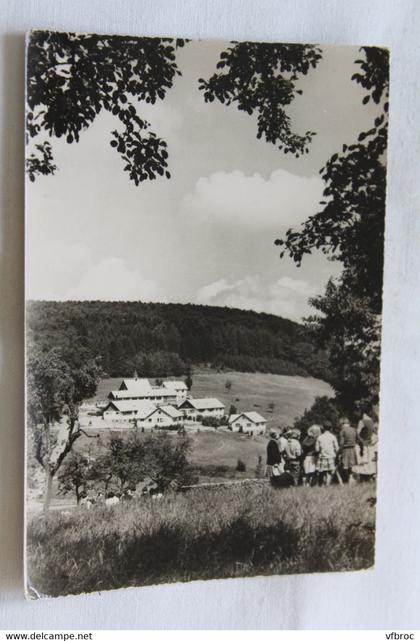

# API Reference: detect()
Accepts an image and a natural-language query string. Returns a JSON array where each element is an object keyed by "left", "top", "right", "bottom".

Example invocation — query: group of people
[{"left": 266, "top": 413, "right": 378, "bottom": 488}]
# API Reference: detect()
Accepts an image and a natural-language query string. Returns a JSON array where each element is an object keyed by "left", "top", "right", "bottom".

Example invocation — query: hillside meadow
[
  {"left": 25, "top": 370, "right": 334, "bottom": 510},
  {"left": 26, "top": 482, "right": 376, "bottom": 598},
  {"left": 90, "top": 368, "right": 333, "bottom": 430}
]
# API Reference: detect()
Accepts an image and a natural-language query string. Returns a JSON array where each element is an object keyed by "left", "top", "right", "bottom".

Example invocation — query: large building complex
[
  {"left": 98, "top": 375, "right": 266, "bottom": 433},
  {"left": 108, "top": 377, "right": 188, "bottom": 404}
]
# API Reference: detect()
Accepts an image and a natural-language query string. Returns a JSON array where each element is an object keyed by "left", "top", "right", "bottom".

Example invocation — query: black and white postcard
[{"left": 25, "top": 31, "right": 388, "bottom": 598}]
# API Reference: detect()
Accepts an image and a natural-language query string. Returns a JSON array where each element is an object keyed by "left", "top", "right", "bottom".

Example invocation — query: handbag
[{"left": 272, "top": 463, "right": 282, "bottom": 476}]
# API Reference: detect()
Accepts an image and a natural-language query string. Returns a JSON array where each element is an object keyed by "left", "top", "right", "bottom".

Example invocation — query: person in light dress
[{"left": 315, "top": 421, "right": 339, "bottom": 485}]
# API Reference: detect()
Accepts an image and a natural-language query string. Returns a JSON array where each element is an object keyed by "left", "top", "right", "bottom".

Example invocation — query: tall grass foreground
[{"left": 27, "top": 483, "right": 376, "bottom": 597}]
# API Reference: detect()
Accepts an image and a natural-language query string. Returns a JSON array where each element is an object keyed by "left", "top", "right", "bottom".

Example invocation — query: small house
[
  {"left": 144, "top": 404, "right": 184, "bottom": 429},
  {"left": 102, "top": 400, "right": 156, "bottom": 424},
  {"left": 228, "top": 411, "right": 267, "bottom": 434},
  {"left": 178, "top": 398, "right": 225, "bottom": 421}
]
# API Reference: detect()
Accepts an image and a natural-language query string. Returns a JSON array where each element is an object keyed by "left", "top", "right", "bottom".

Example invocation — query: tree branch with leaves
[
  {"left": 276, "top": 46, "right": 389, "bottom": 409},
  {"left": 26, "top": 31, "right": 187, "bottom": 184},
  {"left": 199, "top": 42, "right": 322, "bottom": 156}
]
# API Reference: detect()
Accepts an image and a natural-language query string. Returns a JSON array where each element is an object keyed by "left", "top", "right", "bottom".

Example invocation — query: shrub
[
  {"left": 195, "top": 464, "right": 230, "bottom": 478},
  {"left": 293, "top": 396, "right": 341, "bottom": 436},
  {"left": 202, "top": 416, "right": 223, "bottom": 428},
  {"left": 255, "top": 455, "right": 264, "bottom": 479},
  {"left": 88, "top": 432, "right": 195, "bottom": 493},
  {"left": 57, "top": 452, "right": 91, "bottom": 504},
  {"left": 236, "top": 459, "right": 246, "bottom": 472}
]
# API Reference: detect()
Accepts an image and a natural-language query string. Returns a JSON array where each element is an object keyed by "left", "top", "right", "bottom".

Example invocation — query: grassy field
[
  {"left": 188, "top": 431, "right": 266, "bottom": 482},
  {"left": 26, "top": 482, "right": 376, "bottom": 598},
  {"left": 90, "top": 368, "right": 333, "bottom": 430},
  {"left": 71, "top": 430, "right": 267, "bottom": 485}
]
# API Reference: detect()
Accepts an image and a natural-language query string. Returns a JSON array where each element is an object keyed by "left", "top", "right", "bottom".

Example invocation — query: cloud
[
  {"left": 179, "top": 169, "right": 324, "bottom": 228},
  {"left": 26, "top": 242, "right": 164, "bottom": 303},
  {"left": 26, "top": 242, "right": 91, "bottom": 300},
  {"left": 65, "top": 256, "right": 164, "bottom": 302},
  {"left": 195, "top": 274, "right": 320, "bottom": 321}
]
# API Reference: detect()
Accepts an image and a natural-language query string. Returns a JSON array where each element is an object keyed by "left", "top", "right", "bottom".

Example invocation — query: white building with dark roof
[
  {"left": 102, "top": 399, "right": 183, "bottom": 429},
  {"left": 108, "top": 377, "right": 187, "bottom": 405},
  {"left": 162, "top": 380, "right": 187, "bottom": 400},
  {"left": 178, "top": 397, "right": 225, "bottom": 420},
  {"left": 228, "top": 411, "right": 267, "bottom": 434}
]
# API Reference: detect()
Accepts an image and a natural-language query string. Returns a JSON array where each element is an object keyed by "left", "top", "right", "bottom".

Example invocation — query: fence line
[{"left": 180, "top": 478, "right": 269, "bottom": 492}]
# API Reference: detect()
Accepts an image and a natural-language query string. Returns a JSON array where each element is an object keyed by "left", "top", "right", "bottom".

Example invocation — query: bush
[
  {"left": 293, "top": 396, "right": 341, "bottom": 436},
  {"left": 89, "top": 432, "right": 196, "bottom": 493},
  {"left": 236, "top": 459, "right": 246, "bottom": 472},
  {"left": 156, "top": 423, "right": 180, "bottom": 431},
  {"left": 255, "top": 455, "right": 264, "bottom": 479},
  {"left": 202, "top": 416, "right": 223, "bottom": 428},
  {"left": 195, "top": 464, "right": 230, "bottom": 478}
]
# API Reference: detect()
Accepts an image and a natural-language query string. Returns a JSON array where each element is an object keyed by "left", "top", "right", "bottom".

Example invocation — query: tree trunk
[{"left": 43, "top": 467, "right": 53, "bottom": 511}]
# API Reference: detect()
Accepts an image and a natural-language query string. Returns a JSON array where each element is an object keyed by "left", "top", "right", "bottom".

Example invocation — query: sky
[{"left": 26, "top": 39, "right": 379, "bottom": 322}]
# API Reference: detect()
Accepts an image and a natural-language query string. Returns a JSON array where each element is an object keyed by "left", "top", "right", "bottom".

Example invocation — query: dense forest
[{"left": 26, "top": 301, "right": 331, "bottom": 381}]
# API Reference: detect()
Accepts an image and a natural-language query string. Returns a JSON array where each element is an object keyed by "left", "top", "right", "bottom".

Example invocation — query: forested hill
[{"left": 26, "top": 301, "right": 331, "bottom": 381}]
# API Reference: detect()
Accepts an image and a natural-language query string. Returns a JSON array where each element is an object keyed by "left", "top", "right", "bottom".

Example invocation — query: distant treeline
[{"left": 26, "top": 301, "right": 332, "bottom": 380}]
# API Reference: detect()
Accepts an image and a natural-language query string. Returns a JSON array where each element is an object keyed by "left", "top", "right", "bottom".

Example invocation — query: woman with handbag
[{"left": 265, "top": 431, "right": 282, "bottom": 477}]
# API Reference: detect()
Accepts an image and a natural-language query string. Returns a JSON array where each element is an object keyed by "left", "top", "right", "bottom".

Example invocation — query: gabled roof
[
  {"left": 109, "top": 388, "right": 176, "bottom": 400},
  {"left": 104, "top": 400, "right": 183, "bottom": 421},
  {"left": 229, "top": 411, "right": 266, "bottom": 424},
  {"left": 163, "top": 380, "right": 188, "bottom": 391},
  {"left": 151, "top": 404, "right": 183, "bottom": 419},
  {"left": 104, "top": 400, "right": 156, "bottom": 418},
  {"left": 118, "top": 378, "right": 152, "bottom": 393},
  {"left": 179, "top": 398, "right": 225, "bottom": 410}
]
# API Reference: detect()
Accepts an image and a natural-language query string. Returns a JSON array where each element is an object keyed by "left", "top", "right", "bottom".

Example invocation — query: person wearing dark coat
[{"left": 266, "top": 431, "right": 281, "bottom": 477}]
